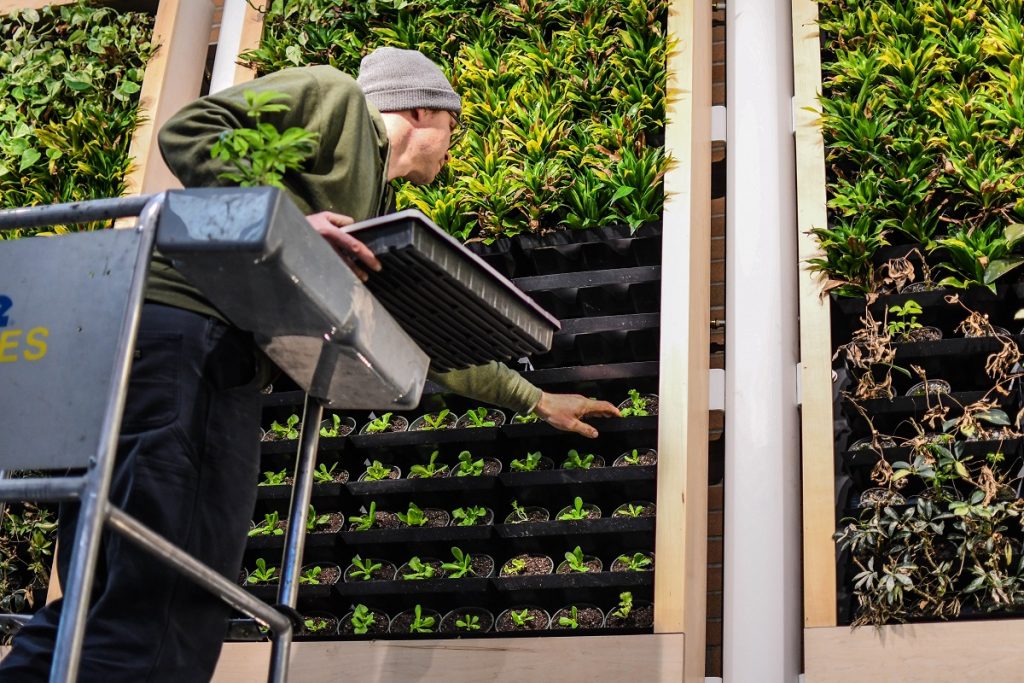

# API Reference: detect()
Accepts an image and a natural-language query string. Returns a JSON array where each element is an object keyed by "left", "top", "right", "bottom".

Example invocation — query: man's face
[{"left": 406, "top": 109, "right": 460, "bottom": 184}]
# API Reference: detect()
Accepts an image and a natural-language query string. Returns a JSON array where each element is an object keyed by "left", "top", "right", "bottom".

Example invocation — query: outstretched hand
[
  {"left": 306, "top": 211, "right": 382, "bottom": 281},
  {"left": 534, "top": 392, "right": 621, "bottom": 438}
]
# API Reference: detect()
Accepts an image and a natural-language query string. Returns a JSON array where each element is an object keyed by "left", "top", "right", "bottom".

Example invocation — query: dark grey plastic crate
[{"left": 344, "top": 210, "right": 561, "bottom": 371}]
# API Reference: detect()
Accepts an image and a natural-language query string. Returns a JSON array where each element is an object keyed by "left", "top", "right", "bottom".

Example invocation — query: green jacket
[{"left": 153, "top": 66, "right": 542, "bottom": 414}]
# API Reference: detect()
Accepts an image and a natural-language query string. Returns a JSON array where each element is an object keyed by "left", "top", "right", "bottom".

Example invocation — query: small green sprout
[
  {"left": 319, "top": 413, "right": 344, "bottom": 438},
  {"left": 303, "top": 617, "right": 331, "bottom": 634},
  {"left": 269, "top": 414, "right": 301, "bottom": 439},
  {"left": 402, "top": 556, "right": 437, "bottom": 580},
  {"left": 887, "top": 300, "right": 924, "bottom": 339},
  {"left": 619, "top": 390, "right": 649, "bottom": 417},
  {"left": 348, "top": 554, "right": 382, "bottom": 581},
  {"left": 306, "top": 505, "right": 331, "bottom": 532},
  {"left": 312, "top": 462, "right": 340, "bottom": 484},
  {"left": 409, "top": 450, "right": 448, "bottom": 479},
  {"left": 563, "top": 546, "right": 591, "bottom": 573},
  {"left": 562, "top": 449, "right": 596, "bottom": 470},
  {"left": 558, "top": 605, "right": 579, "bottom": 629},
  {"left": 557, "top": 497, "right": 592, "bottom": 521},
  {"left": 614, "top": 503, "right": 648, "bottom": 518},
  {"left": 615, "top": 552, "right": 653, "bottom": 572},
  {"left": 259, "top": 468, "right": 288, "bottom": 486},
  {"left": 351, "top": 604, "right": 375, "bottom": 634},
  {"left": 452, "top": 505, "right": 488, "bottom": 526},
  {"left": 622, "top": 449, "right": 643, "bottom": 465},
  {"left": 503, "top": 557, "right": 527, "bottom": 576},
  {"left": 465, "top": 407, "right": 496, "bottom": 428},
  {"left": 362, "top": 460, "right": 392, "bottom": 482},
  {"left": 348, "top": 502, "right": 377, "bottom": 531},
  {"left": 455, "top": 450, "right": 485, "bottom": 477},
  {"left": 512, "top": 412, "right": 539, "bottom": 424},
  {"left": 442, "top": 547, "right": 475, "bottom": 578},
  {"left": 421, "top": 409, "right": 451, "bottom": 430},
  {"left": 509, "top": 500, "right": 530, "bottom": 522},
  {"left": 510, "top": 451, "right": 543, "bottom": 472},
  {"left": 610, "top": 592, "right": 633, "bottom": 620},
  {"left": 365, "top": 412, "right": 394, "bottom": 434},
  {"left": 299, "top": 566, "right": 323, "bottom": 585},
  {"left": 398, "top": 502, "right": 429, "bottom": 527},
  {"left": 456, "top": 613, "right": 481, "bottom": 631},
  {"left": 409, "top": 605, "right": 435, "bottom": 633},
  {"left": 509, "top": 608, "right": 534, "bottom": 627},
  {"left": 246, "top": 558, "right": 277, "bottom": 584},
  {"left": 248, "top": 511, "right": 284, "bottom": 537}
]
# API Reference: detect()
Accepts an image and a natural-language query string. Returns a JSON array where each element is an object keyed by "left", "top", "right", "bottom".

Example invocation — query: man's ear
[{"left": 409, "top": 108, "right": 427, "bottom": 123}]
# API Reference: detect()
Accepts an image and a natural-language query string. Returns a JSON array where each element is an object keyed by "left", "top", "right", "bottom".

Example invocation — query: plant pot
[
  {"left": 612, "top": 448, "right": 658, "bottom": 467},
  {"left": 297, "top": 611, "right": 340, "bottom": 638},
  {"left": 338, "top": 606, "right": 390, "bottom": 636},
  {"left": 617, "top": 393, "right": 659, "bottom": 416},
  {"left": 455, "top": 408, "right": 507, "bottom": 429},
  {"left": 494, "top": 606, "right": 551, "bottom": 632},
  {"left": 408, "top": 411, "right": 458, "bottom": 432},
  {"left": 389, "top": 607, "right": 444, "bottom": 634},
  {"left": 449, "top": 506, "right": 495, "bottom": 527},
  {"left": 303, "top": 511, "right": 345, "bottom": 535},
  {"left": 503, "top": 505, "right": 550, "bottom": 524},
  {"left": 963, "top": 325, "right": 1011, "bottom": 338},
  {"left": 556, "top": 552, "right": 604, "bottom": 574},
  {"left": 604, "top": 598, "right": 655, "bottom": 628},
  {"left": 550, "top": 603, "right": 605, "bottom": 630},
  {"left": 347, "top": 509, "right": 402, "bottom": 532},
  {"left": 904, "top": 379, "right": 952, "bottom": 397},
  {"left": 318, "top": 415, "right": 357, "bottom": 438},
  {"left": 560, "top": 453, "right": 605, "bottom": 470},
  {"left": 449, "top": 553, "right": 495, "bottom": 579},
  {"left": 242, "top": 563, "right": 279, "bottom": 587},
  {"left": 897, "top": 326, "right": 943, "bottom": 343},
  {"left": 247, "top": 517, "right": 286, "bottom": 538},
  {"left": 299, "top": 562, "right": 342, "bottom": 587},
  {"left": 342, "top": 558, "right": 397, "bottom": 583},
  {"left": 312, "top": 465, "right": 349, "bottom": 485},
  {"left": 499, "top": 553, "right": 554, "bottom": 577},
  {"left": 399, "top": 508, "right": 450, "bottom": 528},
  {"left": 611, "top": 501, "right": 657, "bottom": 519},
  {"left": 447, "top": 456, "right": 503, "bottom": 478},
  {"left": 396, "top": 557, "right": 447, "bottom": 581},
  {"left": 439, "top": 606, "right": 495, "bottom": 634},
  {"left": 358, "top": 414, "right": 409, "bottom": 435},
  {"left": 356, "top": 465, "right": 401, "bottom": 482},
  {"left": 555, "top": 502, "right": 602, "bottom": 521},
  {"left": 610, "top": 551, "right": 655, "bottom": 573}
]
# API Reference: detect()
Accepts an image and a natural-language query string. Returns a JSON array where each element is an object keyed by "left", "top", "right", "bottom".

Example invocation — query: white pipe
[
  {"left": 209, "top": 0, "right": 248, "bottom": 94},
  {"left": 723, "top": 0, "right": 802, "bottom": 681}
]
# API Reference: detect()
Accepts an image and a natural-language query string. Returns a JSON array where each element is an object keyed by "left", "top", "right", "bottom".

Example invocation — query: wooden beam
[
  {"left": 654, "top": 1, "right": 712, "bottom": 681},
  {"left": 792, "top": 0, "right": 837, "bottom": 628},
  {"left": 231, "top": 0, "right": 264, "bottom": 86},
  {"left": 213, "top": 634, "right": 685, "bottom": 683},
  {"left": 806, "top": 621, "right": 1024, "bottom": 682},
  {"left": 122, "top": 0, "right": 215, "bottom": 196}
]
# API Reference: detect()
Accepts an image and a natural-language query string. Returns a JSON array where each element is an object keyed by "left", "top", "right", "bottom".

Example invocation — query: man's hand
[
  {"left": 306, "top": 211, "right": 382, "bottom": 281},
  {"left": 534, "top": 392, "right": 621, "bottom": 438}
]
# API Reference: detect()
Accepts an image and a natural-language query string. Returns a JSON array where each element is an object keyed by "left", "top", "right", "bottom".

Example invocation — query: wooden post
[
  {"left": 791, "top": 0, "right": 838, "bottom": 628},
  {"left": 654, "top": 0, "right": 712, "bottom": 681},
  {"left": 232, "top": 0, "right": 264, "bottom": 86}
]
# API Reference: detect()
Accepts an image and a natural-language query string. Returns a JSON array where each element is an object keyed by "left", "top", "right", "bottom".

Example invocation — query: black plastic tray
[{"left": 344, "top": 210, "right": 561, "bottom": 371}]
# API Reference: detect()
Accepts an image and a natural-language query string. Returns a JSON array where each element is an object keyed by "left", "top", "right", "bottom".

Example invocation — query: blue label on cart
[{"left": 0, "top": 295, "right": 10, "bottom": 327}]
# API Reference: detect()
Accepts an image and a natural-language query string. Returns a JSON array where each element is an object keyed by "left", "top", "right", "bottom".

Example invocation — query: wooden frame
[
  {"left": 0, "top": 0, "right": 213, "bottom": 196},
  {"left": 211, "top": 1, "right": 712, "bottom": 681},
  {"left": 792, "top": 0, "right": 1024, "bottom": 678}
]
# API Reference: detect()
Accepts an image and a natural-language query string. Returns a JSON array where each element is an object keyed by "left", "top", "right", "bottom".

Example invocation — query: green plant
[
  {"left": 456, "top": 613, "right": 481, "bottom": 631},
  {"left": 268, "top": 414, "right": 301, "bottom": 440},
  {"left": 319, "top": 414, "right": 345, "bottom": 438},
  {"left": 408, "top": 605, "right": 435, "bottom": 633},
  {"left": 464, "top": 407, "right": 496, "bottom": 428},
  {"left": 299, "top": 566, "right": 323, "bottom": 585},
  {"left": 401, "top": 556, "right": 436, "bottom": 580},
  {"left": 615, "top": 552, "right": 653, "bottom": 572},
  {"left": 0, "top": 501, "right": 56, "bottom": 613},
  {"left": 886, "top": 300, "right": 924, "bottom": 339},
  {"left": 362, "top": 461, "right": 392, "bottom": 482},
  {"left": 347, "top": 555, "right": 381, "bottom": 582},
  {"left": 512, "top": 412, "right": 539, "bottom": 424},
  {"left": 248, "top": 511, "right": 284, "bottom": 537},
  {"left": 558, "top": 497, "right": 592, "bottom": 521},
  {"left": 348, "top": 502, "right": 377, "bottom": 532},
  {"left": 246, "top": 558, "right": 277, "bottom": 584},
  {"left": 503, "top": 557, "right": 527, "bottom": 576},
  {"left": 562, "top": 449, "right": 596, "bottom": 470},
  {"left": 509, "top": 500, "right": 530, "bottom": 522},
  {"left": 350, "top": 604, "right": 375, "bottom": 635},
  {"left": 510, "top": 451, "right": 543, "bottom": 472},
  {"left": 619, "top": 389, "right": 649, "bottom": 417},
  {"left": 364, "top": 412, "right": 394, "bottom": 434},
  {"left": 509, "top": 608, "right": 534, "bottom": 627},
  {"left": 397, "top": 502, "right": 428, "bottom": 527},
  {"left": 312, "top": 462, "right": 340, "bottom": 484},
  {"left": 305, "top": 505, "right": 331, "bottom": 533},
  {"left": 420, "top": 409, "right": 452, "bottom": 430},
  {"left": 562, "top": 546, "right": 591, "bottom": 573},
  {"left": 259, "top": 469, "right": 288, "bottom": 486},
  {"left": 454, "top": 450, "right": 484, "bottom": 477},
  {"left": 451, "top": 505, "right": 488, "bottom": 526},
  {"left": 558, "top": 605, "right": 580, "bottom": 629},
  {"left": 610, "top": 592, "right": 633, "bottom": 619},
  {"left": 442, "top": 547, "right": 476, "bottom": 578},
  {"left": 622, "top": 449, "right": 643, "bottom": 465},
  {"left": 209, "top": 89, "right": 319, "bottom": 189},
  {"left": 303, "top": 616, "right": 331, "bottom": 634},
  {"left": 614, "top": 503, "right": 648, "bottom": 518},
  {"left": 408, "top": 450, "right": 448, "bottom": 479}
]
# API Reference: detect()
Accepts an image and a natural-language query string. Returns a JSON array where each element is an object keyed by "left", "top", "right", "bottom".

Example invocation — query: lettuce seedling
[
  {"left": 562, "top": 449, "right": 595, "bottom": 470},
  {"left": 558, "top": 605, "right": 580, "bottom": 629},
  {"left": 299, "top": 566, "right": 323, "bottom": 585},
  {"left": 409, "top": 450, "right": 448, "bottom": 479},
  {"left": 510, "top": 451, "right": 542, "bottom": 472},
  {"left": 509, "top": 608, "right": 534, "bottom": 627},
  {"left": 619, "top": 389, "right": 649, "bottom": 417},
  {"left": 248, "top": 511, "right": 284, "bottom": 537},
  {"left": 421, "top": 409, "right": 451, "bottom": 430},
  {"left": 512, "top": 412, "right": 539, "bottom": 424},
  {"left": 452, "top": 505, "right": 488, "bottom": 526},
  {"left": 397, "top": 502, "right": 428, "bottom": 527},
  {"left": 319, "top": 414, "right": 344, "bottom": 438},
  {"left": 563, "top": 546, "right": 591, "bottom": 573},
  {"left": 303, "top": 617, "right": 331, "bottom": 634},
  {"left": 442, "top": 547, "right": 475, "bottom": 578},
  {"left": 269, "top": 414, "right": 300, "bottom": 439},
  {"left": 362, "top": 460, "right": 392, "bottom": 482},
  {"left": 313, "top": 462, "right": 339, "bottom": 484},
  {"left": 610, "top": 592, "right": 633, "bottom": 620},
  {"left": 351, "top": 604, "right": 375, "bottom": 635},
  {"left": 402, "top": 556, "right": 436, "bottom": 580},
  {"left": 557, "top": 497, "right": 591, "bottom": 521},
  {"left": 616, "top": 552, "right": 653, "bottom": 571},
  {"left": 348, "top": 502, "right": 377, "bottom": 531},
  {"left": 465, "top": 407, "right": 496, "bottom": 428},
  {"left": 259, "top": 468, "right": 288, "bottom": 486},
  {"left": 455, "top": 450, "right": 484, "bottom": 477},
  {"left": 365, "top": 412, "right": 393, "bottom": 434},
  {"left": 503, "top": 557, "right": 527, "bottom": 576},
  {"left": 614, "top": 503, "right": 648, "bottom": 518},
  {"left": 409, "top": 605, "right": 435, "bottom": 633},
  {"left": 306, "top": 505, "right": 331, "bottom": 532},
  {"left": 247, "top": 558, "right": 277, "bottom": 584},
  {"left": 456, "top": 613, "right": 481, "bottom": 631},
  {"left": 348, "top": 555, "right": 381, "bottom": 581}
]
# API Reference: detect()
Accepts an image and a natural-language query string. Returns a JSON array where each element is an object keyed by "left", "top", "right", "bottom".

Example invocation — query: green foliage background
[
  {"left": 809, "top": 0, "right": 1024, "bottom": 296},
  {"left": 240, "top": 0, "right": 672, "bottom": 242},
  {"left": 0, "top": 1, "right": 155, "bottom": 238}
]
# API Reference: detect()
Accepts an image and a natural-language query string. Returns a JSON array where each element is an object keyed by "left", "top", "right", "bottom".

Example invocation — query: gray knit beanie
[{"left": 357, "top": 47, "right": 462, "bottom": 115}]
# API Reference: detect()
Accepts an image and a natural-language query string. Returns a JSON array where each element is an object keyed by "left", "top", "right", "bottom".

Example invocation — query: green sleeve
[{"left": 428, "top": 362, "right": 543, "bottom": 415}]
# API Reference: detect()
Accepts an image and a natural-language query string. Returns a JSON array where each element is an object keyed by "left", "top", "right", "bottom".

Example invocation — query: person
[{"left": 0, "top": 47, "right": 619, "bottom": 681}]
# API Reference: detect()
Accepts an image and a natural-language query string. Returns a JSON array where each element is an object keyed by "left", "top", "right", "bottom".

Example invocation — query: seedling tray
[{"left": 344, "top": 210, "right": 560, "bottom": 371}]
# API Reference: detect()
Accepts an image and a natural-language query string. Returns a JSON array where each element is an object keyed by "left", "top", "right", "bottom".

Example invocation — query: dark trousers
[{"left": 0, "top": 304, "right": 261, "bottom": 682}]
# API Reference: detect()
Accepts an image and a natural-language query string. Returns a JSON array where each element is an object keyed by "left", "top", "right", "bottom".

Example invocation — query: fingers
[
  {"left": 337, "top": 233, "right": 382, "bottom": 273},
  {"left": 307, "top": 212, "right": 383, "bottom": 277},
  {"left": 567, "top": 418, "right": 599, "bottom": 439},
  {"left": 583, "top": 399, "right": 622, "bottom": 418}
]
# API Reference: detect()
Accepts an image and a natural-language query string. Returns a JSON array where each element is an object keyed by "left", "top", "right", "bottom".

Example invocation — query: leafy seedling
[
  {"left": 616, "top": 552, "right": 653, "bottom": 571},
  {"left": 615, "top": 503, "right": 648, "bottom": 518},
  {"left": 348, "top": 555, "right": 382, "bottom": 581},
  {"left": 409, "top": 450, "right": 448, "bottom": 479},
  {"left": 421, "top": 409, "right": 451, "bottom": 430},
  {"left": 305, "top": 505, "right": 331, "bottom": 532},
  {"left": 259, "top": 468, "right": 288, "bottom": 486},
  {"left": 510, "top": 451, "right": 543, "bottom": 472},
  {"left": 558, "top": 605, "right": 580, "bottom": 629},
  {"left": 509, "top": 608, "right": 534, "bottom": 628},
  {"left": 365, "top": 412, "right": 393, "bottom": 434},
  {"left": 455, "top": 450, "right": 484, "bottom": 477},
  {"left": 248, "top": 511, "right": 284, "bottom": 537},
  {"left": 398, "top": 502, "right": 429, "bottom": 527},
  {"left": 512, "top": 412, "right": 539, "bottom": 424},
  {"left": 319, "top": 414, "right": 344, "bottom": 438},
  {"left": 563, "top": 546, "right": 591, "bottom": 573},
  {"left": 558, "top": 497, "right": 592, "bottom": 521},
  {"left": 408, "top": 605, "right": 435, "bottom": 633},
  {"left": 465, "top": 407, "right": 496, "bottom": 428},
  {"left": 402, "top": 556, "right": 436, "bottom": 580},
  {"left": 562, "top": 449, "right": 596, "bottom": 470},
  {"left": 247, "top": 558, "right": 277, "bottom": 584},
  {"left": 442, "top": 547, "right": 476, "bottom": 578},
  {"left": 456, "top": 613, "right": 481, "bottom": 631},
  {"left": 351, "top": 604, "right": 375, "bottom": 635},
  {"left": 268, "top": 414, "right": 300, "bottom": 440},
  {"left": 610, "top": 592, "right": 633, "bottom": 619},
  {"left": 503, "top": 557, "right": 527, "bottom": 576},
  {"left": 348, "top": 502, "right": 377, "bottom": 532},
  {"left": 312, "top": 462, "right": 340, "bottom": 484},
  {"left": 619, "top": 389, "right": 649, "bottom": 417},
  {"left": 299, "top": 566, "right": 323, "bottom": 585},
  {"left": 362, "top": 461, "right": 392, "bottom": 482},
  {"left": 452, "top": 505, "right": 488, "bottom": 526}
]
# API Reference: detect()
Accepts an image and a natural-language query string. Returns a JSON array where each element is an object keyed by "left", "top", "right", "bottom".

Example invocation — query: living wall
[
  {"left": 812, "top": 0, "right": 1024, "bottom": 626},
  {"left": 0, "top": 1, "right": 155, "bottom": 238},
  {"left": 240, "top": 0, "right": 671, "bottom": 242}
]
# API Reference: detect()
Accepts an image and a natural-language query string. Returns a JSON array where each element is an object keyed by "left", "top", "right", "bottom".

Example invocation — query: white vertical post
[
  {"left": 209, "top": 0, "right": 248, "bottom": 95},
  {"left": 723, "top": 0, "right": 802, "bottom": 681}
]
